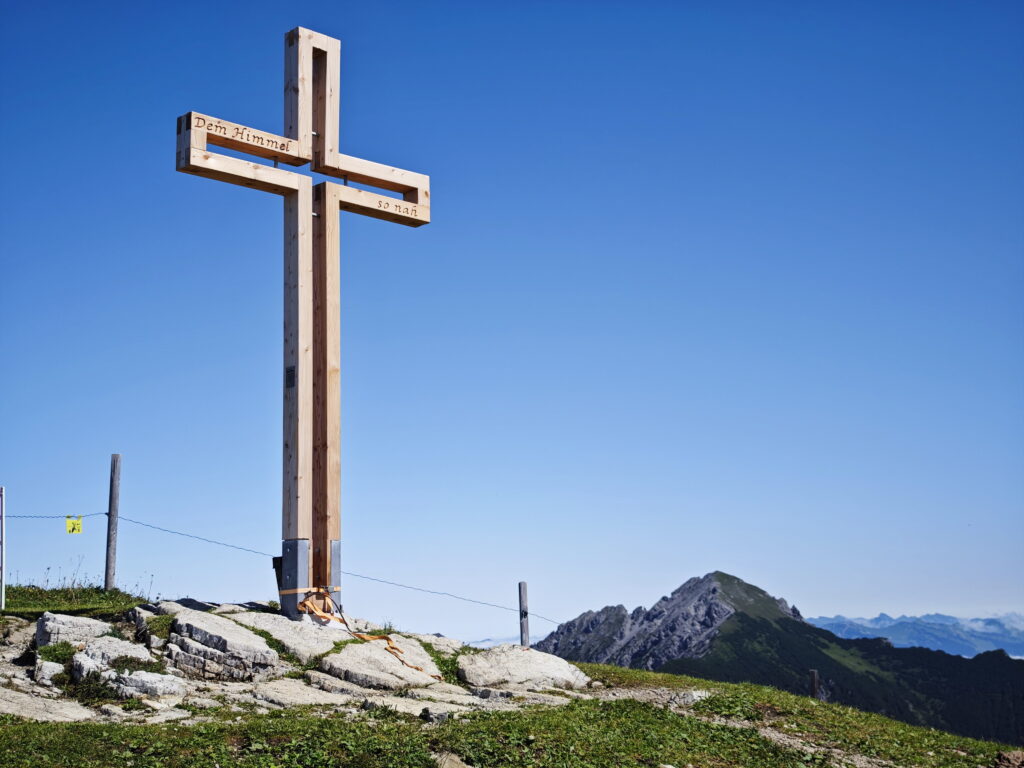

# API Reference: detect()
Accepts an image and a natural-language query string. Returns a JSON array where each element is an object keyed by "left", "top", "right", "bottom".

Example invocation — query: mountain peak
[{"left": 535, "top": 571, "right": 802, "bottom": 670}]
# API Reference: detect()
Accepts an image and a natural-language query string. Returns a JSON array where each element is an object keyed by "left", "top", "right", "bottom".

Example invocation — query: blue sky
[{"left": 1, "top": 1, "right": 1021, "bottom": 640}]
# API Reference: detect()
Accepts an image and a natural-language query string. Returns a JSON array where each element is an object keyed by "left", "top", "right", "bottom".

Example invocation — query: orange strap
[
  {"left": 296, "top": 589, "right": 441, "bottom": 681},
  {"left": 279, "top": 586, "right": 340, "bottom": 595}
]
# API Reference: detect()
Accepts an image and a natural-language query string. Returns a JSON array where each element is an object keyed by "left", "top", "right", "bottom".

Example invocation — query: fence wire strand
[
  {"left": 8, "top": 513, "right": 105, "bottom": 519},
  {"left": 6, "top": 511, "right": 564, "bottom": 625},
  {"left": 118, "top": 515, "right": 275, "bottom": 558}
]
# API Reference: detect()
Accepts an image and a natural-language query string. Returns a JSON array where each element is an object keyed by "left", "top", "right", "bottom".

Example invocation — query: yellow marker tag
[{"left": 65, "top": 516, "right": 82, "bottom": 534}]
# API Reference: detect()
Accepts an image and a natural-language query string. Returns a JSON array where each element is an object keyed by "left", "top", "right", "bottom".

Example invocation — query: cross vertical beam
[
  {"left": 281, "top": 182, "right": 314, "bottom": 552},
  {"left": 176, "top": 27, "right": 429, "bottom": 620},
  {"left": 312, "top": 182, "right": 341, "bottom": 603}
]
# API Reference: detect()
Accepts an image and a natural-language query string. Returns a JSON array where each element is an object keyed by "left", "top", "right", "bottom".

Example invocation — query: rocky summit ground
[
  {"left": 1, "top": 598, "right": 591, "bottom": 726},
  {"left": 1, "top": 597, "right": 1019, "bottom": 768}
]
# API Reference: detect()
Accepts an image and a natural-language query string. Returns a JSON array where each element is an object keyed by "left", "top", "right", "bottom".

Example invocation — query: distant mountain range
[
  {"left": 807, "top": 612, "right": 1024, "bottom": 658},
  {"left": 536, "top": 572, "right": 1024, "bottom": 745}
]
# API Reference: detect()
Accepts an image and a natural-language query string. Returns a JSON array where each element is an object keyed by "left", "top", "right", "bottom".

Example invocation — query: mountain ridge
[
  {"left": 808, "top": 612, "right": 1024, "bottom": 657},
  {"left": 536, "top": 572, "right": 1024, "bottom": 745}
]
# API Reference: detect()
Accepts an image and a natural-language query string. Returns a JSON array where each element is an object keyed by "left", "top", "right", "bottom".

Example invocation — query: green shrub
[{"left": 52, "top": 671, "right": 119, "bottom": 706}]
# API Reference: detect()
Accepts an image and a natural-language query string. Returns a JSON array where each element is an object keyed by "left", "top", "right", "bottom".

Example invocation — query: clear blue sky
[{"left": 1, "top": 1, "right": 1021, "bottom": 640}]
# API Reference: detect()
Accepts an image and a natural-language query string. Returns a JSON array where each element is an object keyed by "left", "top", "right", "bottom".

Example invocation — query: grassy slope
[
  {"left": 0, "top": 668, "right": 1012, "bottom": 768},
  {"left": 659, "top": 610, "right": 1024, "bottom": 745},
  {"left": 2, "top": 584, "right": 145, "bottom": 622},
  {"left": 581, "top": 663, "right": 1012, "bottom": 768}
]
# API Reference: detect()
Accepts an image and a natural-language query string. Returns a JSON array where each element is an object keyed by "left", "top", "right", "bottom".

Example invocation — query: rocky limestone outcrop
[
  {"left": 229, "top": 611, "right": 353, "bottom": 663},
  {"left": 457, "top": 644, "right": 591, "bottom": 690},
  {"left": 4, "top": 600, "right": 596, "bottom": 726},
  {"left": 318, "top": 635, "right": 441, "bottom": 689},
  {"left": 35, "top": 612, "right": 112, "bottom": 647},
  {"left": 535, "top": 571, "right": 804, "bottom": 670},
  {"left": 163, "top": 605, "right": 280, "bottom": 681}
]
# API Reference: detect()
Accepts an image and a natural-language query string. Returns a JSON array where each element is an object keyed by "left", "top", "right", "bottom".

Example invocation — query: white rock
[
  {"left": 154, "top": 601, "right": 187, "bottom": 615},
  {"left": 0, "top": 685, "right": 95, "bottom": 722},
  {"left": 230, "top": 611, "right": 352, "bottom": 663},
  {"left": 672, "top": 689, "right": 711, "bottom": 706},
  {"left": 33, "top": 659, "right": 64, "bottom": 686},
  {"left": 457, "top": 644, "right": 591, "bottom": 690},
  {"left": 35, "top": 612, "right": 111, "bottom": 647},
  {"left": 403, "top": 633, "right": 464, "bottom": 657},
  {"left": 81, "top": 635, "right": 153, "bottom": 667},
  {"left": 172, "top": 608, "right": 277, "bottom": 662},
  {"left": 421, "top": 681, "right": 471, "bottom": 697},
  {"left": 145, "top": 707, "right": 191, "bottom": 723},
  {"left": 319, "top": 637, "right": 440, "bottom": 690},
  {"left": 115, "top": 670, "right": 188, "bottom": 698},
  {"left": 127, "top": 605, "right": 156, "bottom": 633},
  {"left": 185, "top": 696, "right": 221, "bottom": 709},
  {"left": 305, "top": 669, "right": 378, "bottom": 697},
  {"left": 435, "top": 753, "right": 475, "bottom": 768},
  {"left": 71, "top": 651, "right": 102, "bottom": 681},
  {"left": 406, "top": 684, "right": 480, "bottom": 707},
  {"left": 253, "top": 678, "right": 353, "bottom": 708},
  {"left": 166, "top": 608, "right": 278, "bottom": 680},
  {"left": 211, "top": 604, "right": 246, "bottom": 614},
  {"left": 361, "top": 694, "right": 462, "bottom": 717}
]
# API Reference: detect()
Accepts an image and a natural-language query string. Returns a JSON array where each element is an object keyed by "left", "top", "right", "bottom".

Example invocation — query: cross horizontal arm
[
  {"left": 331, "top": 183, "right": 429, "bottom": 227},
  {"left": 316, "top": 153, "right": 428, "bottom": 196},
  {"left": 176, "top": 113, "right": 306, "bottom": 195},
  {"left": 189, "top": 112, "right": 310, "bottom": 166}
]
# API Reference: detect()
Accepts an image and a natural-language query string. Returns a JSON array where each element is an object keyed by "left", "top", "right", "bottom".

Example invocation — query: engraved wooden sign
[{"left": 175, "top": 28, "right": 430, "bottom": 617}]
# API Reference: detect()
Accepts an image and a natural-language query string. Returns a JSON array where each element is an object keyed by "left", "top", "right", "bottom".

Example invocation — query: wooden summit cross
[{"left": 175, "top": 28, "right": 429, "bottom": 619}]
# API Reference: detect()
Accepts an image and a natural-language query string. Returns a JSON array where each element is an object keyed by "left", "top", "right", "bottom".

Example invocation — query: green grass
[
  {"left": 0, "top": 699, "right": 846, "bottom": 768},
  {"left": 418, "top": 640, "right": 461, "bottom": 686},
  {"left": 36, "top": 642, "right": 77, "bottom": 665},
  {"left": 2, "top": 584, "right": 145, "bottom": 622},
  {"left": 578, "top": 662, "right": 1012, "bottom": 768},
  {"left": 0, "top": 709, "right": 436, "bottom": 768},
  {"left": 0, "top": 659, "right": 1011, "bottom": 767},
  {"left": 120, "top": 698, "right": 146, "bottom": 712},
  {"left": 433, "top": 698, "right": 816, "bottom": 767},
  {"left": 145, "top": 614, "right": 174, "bottom": 640},
  {"left": 694, "top": 692, "right": 764, "bottom": 721},
  {"left": 109, "top": 655, "right": 166, "bottom": 675}
]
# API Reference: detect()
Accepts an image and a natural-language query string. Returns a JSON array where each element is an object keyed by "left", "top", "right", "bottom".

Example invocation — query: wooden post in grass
[
  {"left": 809, "top": 669, "right": 820, "bottom": 699},
  {"left": 104, "top": 454, "right": 121, "bottom": 591},
  {"left": 519, "top": 581, "right": 530, "bottom": 647},
  {"left": 1, "top": 486, "right": 6, "bottom": 611},
  {"left": 175, "top": 28, "right": 430, "bottom": 618}
]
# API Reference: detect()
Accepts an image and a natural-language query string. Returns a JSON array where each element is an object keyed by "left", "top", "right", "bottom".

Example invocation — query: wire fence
[{"left": 4, "top": 511, "right": 564, "bottom": 625}]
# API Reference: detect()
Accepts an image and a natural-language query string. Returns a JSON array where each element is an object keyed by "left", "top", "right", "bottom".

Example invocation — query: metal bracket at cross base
[{"left": 275, "top": 540, "right": 344, "bottom": 619}]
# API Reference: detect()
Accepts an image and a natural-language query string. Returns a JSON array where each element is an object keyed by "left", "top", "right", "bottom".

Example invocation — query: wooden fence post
[
  {"left": 519, "top": 581, "right": 530, "bottom": 647},
  {"left": 104, "top": 455, "right": 121, "bottom": 591},
  {"left": 809, "top": 669, "right": 820, "bottom": 699},
  {"left": 1, "top": 486, "right": 6, "bottom": 611}
]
